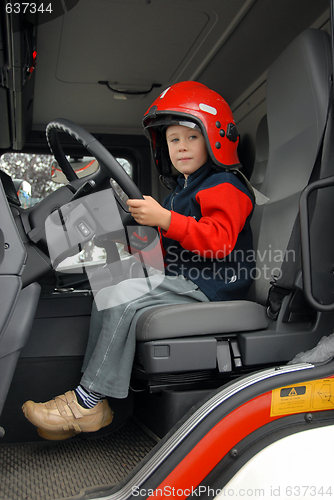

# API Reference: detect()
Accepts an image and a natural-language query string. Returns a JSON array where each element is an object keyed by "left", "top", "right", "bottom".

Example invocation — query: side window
[
  {"left": 0, "top": 153, "right": 133, "bottom": 269},
  {"left": 0, "top": 153, "right": 59, "bottom": 207}
]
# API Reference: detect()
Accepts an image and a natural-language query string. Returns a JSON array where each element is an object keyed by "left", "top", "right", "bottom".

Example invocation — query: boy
[{"left": 22, "top": 81, "right": 254, "bottom": 440}]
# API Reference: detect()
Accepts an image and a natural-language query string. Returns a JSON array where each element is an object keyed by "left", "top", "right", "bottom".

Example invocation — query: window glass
[
  {"left": 0, "top": 153, "right": 58, "bottom": 206},
  {"left": 109, "top": 157, "right": 132, "bottom": 203},
  {"left": 0, "top": 153, "right": 133, "bottom": 268},
  {"left": 0, "top": 153, "right": 132, "bottom": 205}
]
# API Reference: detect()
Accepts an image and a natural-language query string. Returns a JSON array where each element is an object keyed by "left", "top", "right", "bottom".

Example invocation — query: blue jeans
[{"left": 80, "top": 274, "right": 209, "bottom": 398}]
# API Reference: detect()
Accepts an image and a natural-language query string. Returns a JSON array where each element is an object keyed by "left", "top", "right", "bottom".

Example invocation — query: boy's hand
[{"left": 127, "top": 196, "right": 171, "bottom": 231}]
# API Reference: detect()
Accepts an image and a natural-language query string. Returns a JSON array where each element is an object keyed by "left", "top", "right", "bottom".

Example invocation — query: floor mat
[{"left": 0, "top": 418, "right": 158, "bottom": 500}]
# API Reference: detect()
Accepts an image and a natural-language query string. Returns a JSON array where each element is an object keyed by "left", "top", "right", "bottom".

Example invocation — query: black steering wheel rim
[{"left": 46, "top": 118, "right": 144, "bottom": 200}]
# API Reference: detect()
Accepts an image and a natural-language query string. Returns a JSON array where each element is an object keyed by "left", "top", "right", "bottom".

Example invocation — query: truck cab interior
[{"left": 1, "top": 1, "right": 334, "bottom": 499}]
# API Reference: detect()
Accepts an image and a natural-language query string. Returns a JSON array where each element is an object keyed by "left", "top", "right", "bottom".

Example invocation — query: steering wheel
[
  {"left": 44, "top": 119, "right": 157, "bottom": 264},
  {"left": 46, "top": 118, "right": 143, "bottom": 202}
]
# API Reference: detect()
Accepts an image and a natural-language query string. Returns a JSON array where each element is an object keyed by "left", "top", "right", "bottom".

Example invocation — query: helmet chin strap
[
  {"left": 159, "top": 175, "right": 177, "bottom": 190},
  {"left": 158, "top": 141, "right": 177, "bottom": 190}
]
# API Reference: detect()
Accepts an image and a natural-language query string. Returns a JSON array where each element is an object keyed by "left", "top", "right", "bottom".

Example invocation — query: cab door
[{"left": 0, "top": 172, "right": 40, "bottom": 418}]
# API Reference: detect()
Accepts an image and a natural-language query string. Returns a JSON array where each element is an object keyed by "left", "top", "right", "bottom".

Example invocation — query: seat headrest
[{"left": 267, "top": 28, "right": 332, "bottom": 153}]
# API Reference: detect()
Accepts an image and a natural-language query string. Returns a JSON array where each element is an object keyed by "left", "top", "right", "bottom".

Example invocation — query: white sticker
[
  {"left": 199, "top": 103, "right": 217, "bottom": 115},
  {"left": 160, "top": 87, "right": 170, "bottom": 99}
]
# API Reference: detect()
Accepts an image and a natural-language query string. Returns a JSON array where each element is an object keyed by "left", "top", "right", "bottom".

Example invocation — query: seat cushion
[{"left": 136, "top": 300, "right": 269, "bottom": 341}]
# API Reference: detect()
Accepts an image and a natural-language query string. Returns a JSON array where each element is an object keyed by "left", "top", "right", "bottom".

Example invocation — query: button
[
  {"left": 227, "top": 123, "right": 238, "bottom": 142},
  {"left": 220, "top": 129, "right": 225, "bottom": 137},
  {"left": 215, "top": 142, "right": 221, "bottom": 149},
  {"left": 215, "top": 121, "right": 221, "bottom": 128},
  {"left": 154, "top": 345, "right": 170, "bottom": 358},
  {"left": 77, "top": 222, "right": 91, "bottom": 237}
]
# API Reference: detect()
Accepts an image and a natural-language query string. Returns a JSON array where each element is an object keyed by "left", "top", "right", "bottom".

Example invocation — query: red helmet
[{"left": 143, "top": 81, "right": 240, "bottom": 184}]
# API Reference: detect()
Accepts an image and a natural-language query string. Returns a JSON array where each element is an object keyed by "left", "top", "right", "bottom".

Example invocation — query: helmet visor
[{"left": 144, "top": 115, "right": 201, "bottom": 140}]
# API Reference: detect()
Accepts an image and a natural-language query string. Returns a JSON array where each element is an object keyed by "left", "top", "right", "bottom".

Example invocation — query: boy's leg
[
  {"left": 22, "top": 274, "right": 208, "bottom": 439},
  {"left": 81, "top": 274, "right": 209, "bottom": 398},
  {"left": 80, "top": 272, "right": 163, "bottom": 369}
]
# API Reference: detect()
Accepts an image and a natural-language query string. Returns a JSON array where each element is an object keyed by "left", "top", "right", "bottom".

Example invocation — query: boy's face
[{"left": 166, "top": 125, "right": 208, "bottom": 178}]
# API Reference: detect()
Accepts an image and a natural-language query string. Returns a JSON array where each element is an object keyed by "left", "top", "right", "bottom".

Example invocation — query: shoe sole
[
  {"left": 37, "top": 427, "right": 78, "bottom": 440},
  {"left": 22, "top": 401, "right": 114, "bottom": 441},
  {"left": 37, "top": 409, "right": 114, "bottom": 441}
]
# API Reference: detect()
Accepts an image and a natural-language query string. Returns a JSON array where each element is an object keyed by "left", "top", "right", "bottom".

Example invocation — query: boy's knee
[{"left": 107, "top": 277, "right": 151, "bottom": 308}]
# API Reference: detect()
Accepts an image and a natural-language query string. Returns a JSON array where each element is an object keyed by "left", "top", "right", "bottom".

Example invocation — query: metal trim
[{"left": 101, "top": 363, "right": 314, "bottom": 500}]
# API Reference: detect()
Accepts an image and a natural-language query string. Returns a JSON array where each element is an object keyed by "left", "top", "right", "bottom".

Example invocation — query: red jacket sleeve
[{"left": 162, "top": 183, "right": 253, "bottom": 258}]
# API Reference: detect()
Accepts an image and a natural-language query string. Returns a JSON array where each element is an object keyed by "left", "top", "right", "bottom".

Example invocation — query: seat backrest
[{"left": 248, "top": 28, "right": 332, "bottom": 305}]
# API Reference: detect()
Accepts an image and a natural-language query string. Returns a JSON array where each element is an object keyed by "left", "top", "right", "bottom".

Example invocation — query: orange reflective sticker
[{"left": 271, "top": 378, "right": 334, "bottom": 416}]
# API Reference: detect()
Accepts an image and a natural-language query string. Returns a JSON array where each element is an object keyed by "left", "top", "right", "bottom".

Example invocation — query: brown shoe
[{"left": 22, "top": 390, "right": 114, "bottom": 441}]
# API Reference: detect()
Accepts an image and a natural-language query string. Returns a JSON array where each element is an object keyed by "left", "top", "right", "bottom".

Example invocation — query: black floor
[{"left": 0, "top": 418, "right": 158, "bottom": 500}]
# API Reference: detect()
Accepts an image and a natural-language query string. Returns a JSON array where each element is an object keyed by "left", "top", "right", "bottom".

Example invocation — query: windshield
[{"left": 0, "top": 153, "right": 132, "bottom": 207}]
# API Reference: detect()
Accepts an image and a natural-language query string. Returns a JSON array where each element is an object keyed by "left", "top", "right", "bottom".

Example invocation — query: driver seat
[{"left": 134, "top": 28, "right": 334, "bottom": 378}]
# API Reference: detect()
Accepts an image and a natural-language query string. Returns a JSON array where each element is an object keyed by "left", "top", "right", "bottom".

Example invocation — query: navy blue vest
[{"left": 162, "top": 163, "right": 254, "bottom": 301}]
